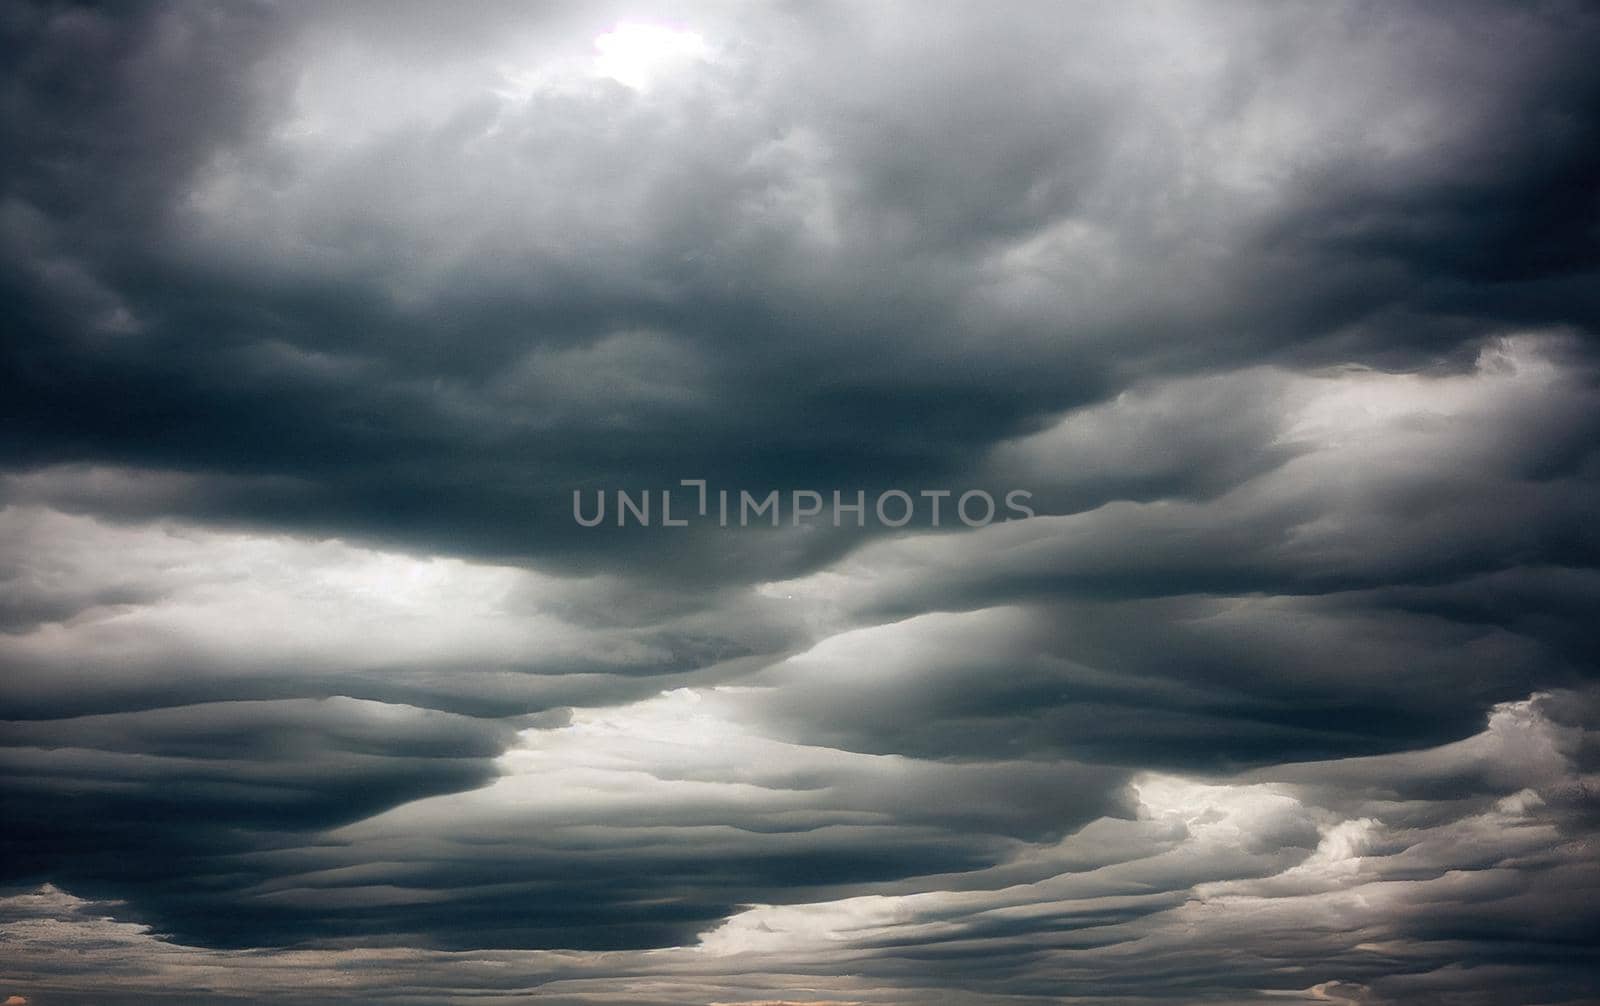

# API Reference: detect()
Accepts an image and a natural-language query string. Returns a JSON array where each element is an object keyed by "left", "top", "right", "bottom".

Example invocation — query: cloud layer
[{"left": 2, "top": 1, "right": 1597, "bottom": 1003}]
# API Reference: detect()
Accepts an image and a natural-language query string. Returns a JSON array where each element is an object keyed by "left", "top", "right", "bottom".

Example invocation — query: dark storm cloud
[
  {"left": 0, "top": 699, "right": 509, "bottom": 864},
  {"left": 3, "top": 692, "right": 1594, "bottom": 1005},
  {"left": 2, "top": 0, "right": 1594, "bottom": 577},
  {"left": 2, "top": 1, "right": 1599, "bottom": 1003},
  {"left": 5, "top": 676, "right": 1126, "bottom": 952},
  {"left": 744, "top": 598, "right": 1563, "bottom": 767}
]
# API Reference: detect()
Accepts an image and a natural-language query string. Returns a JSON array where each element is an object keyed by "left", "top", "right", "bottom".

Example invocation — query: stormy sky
[{"left": 2, "top": 1, "right": 1599, "bottom": 1003}]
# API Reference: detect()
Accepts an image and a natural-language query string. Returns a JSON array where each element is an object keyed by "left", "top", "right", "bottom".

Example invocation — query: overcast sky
[{"left": 3, "top": 2, "right": 1599, "bottom": 1004}]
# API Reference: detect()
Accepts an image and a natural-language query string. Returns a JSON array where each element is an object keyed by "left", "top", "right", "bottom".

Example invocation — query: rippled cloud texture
[{"left": 3, "top": 2, "right": 1598, "bottom": 1003}]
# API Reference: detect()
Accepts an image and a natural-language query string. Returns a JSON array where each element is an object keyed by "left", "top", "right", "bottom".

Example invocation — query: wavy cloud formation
[{"left": 2, "top": 1, "right": 1597, "bottom": 1003}]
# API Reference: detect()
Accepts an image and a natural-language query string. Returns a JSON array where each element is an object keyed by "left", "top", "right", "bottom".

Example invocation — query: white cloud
[{"left": 593, "top": 23, "right": 711, "bottom": 91}]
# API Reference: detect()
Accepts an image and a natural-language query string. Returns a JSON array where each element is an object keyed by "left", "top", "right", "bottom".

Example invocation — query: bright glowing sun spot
[{"left": 593, "top": 23, "right": 710, "bottom": 91}]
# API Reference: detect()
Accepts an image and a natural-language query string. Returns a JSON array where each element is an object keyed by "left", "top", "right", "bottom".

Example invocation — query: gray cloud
[
  {"left": 2, "top": 692, "right": 1595, "bottom": 1004},
  {"left": 2, "top": 0, "right": 1597, "bottom": 1002}
]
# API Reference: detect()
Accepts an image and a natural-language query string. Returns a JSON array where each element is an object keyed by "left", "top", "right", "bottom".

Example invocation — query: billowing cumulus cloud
[{"left": 1, "top": 0, "right": 1597, "bottom": 1003}]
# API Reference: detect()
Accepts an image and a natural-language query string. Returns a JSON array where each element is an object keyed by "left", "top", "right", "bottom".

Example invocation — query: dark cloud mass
[{"left": 2, "top": 1, "right": 1598, "bottom": 1003}]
